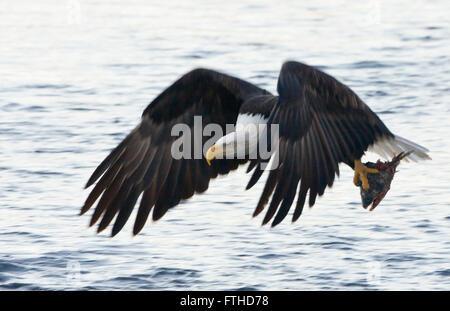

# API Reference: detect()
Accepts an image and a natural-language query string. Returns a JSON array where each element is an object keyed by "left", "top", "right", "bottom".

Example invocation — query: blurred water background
[{"left": 0, "top": 0, "right": 449, "bottom": 290}]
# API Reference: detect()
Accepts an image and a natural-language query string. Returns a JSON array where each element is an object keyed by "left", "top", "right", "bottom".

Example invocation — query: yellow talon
[{"left": 353, "top": 159, "right": 379, "bottom": 190}]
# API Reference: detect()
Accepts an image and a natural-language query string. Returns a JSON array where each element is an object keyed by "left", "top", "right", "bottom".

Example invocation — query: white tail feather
[{"left": 368, "top": 135, "right": 431, "bottom": 162}]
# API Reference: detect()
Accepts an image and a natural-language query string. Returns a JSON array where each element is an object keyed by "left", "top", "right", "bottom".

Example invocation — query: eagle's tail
[{"left": 368, "top": 135, "right": 431, "bottom": 162}]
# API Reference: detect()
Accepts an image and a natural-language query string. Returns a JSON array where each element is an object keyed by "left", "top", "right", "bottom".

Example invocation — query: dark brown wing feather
[
  {"left": 82, "top": 68, "right": 269, "bottom": 236},
  {"left": 249, "top": 61, "right": 394, "bottom": 226}
]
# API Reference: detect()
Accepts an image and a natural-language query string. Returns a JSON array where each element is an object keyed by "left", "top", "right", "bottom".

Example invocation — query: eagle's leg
[{"left": 353, "top": 159, "right": 379, "bottom": 190}]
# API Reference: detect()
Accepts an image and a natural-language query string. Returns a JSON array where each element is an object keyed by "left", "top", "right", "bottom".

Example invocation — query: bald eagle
[{"left": 81, "top": 61, "right": 430, "bottom": 236}]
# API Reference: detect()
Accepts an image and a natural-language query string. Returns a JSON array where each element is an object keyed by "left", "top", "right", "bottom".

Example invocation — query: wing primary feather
[
  {"left": 246, "top": 160, "right": 258, "bottom": 173},
  {"left": 141, "top": 146, "right": 166, "bottom": 190},
  {"left": 294, "top": 137, "right": 310, "bottom": 219},
  {"left": 303, "top": 132, "right": 319, "bottom": 207},
  {"left": 133, "top": 183, "right": 157, "bottom": 235},
  {"left": 181, "top": 161, "right": 194, "bottom": 200},
  {"left": 111, "top": 185, "right": 142, "bottom": 236},
  {"left": 272, "top": 175, "right": 299, "bottom": 227},
  {"left": 271, "top": 142, "right": 300, "bottom": 227},
  {"left": 170, "top": 160, "right": 188, "bottom": 204},
  {"left": 314, "top": 116, "right": 339, "bottom": 180},
  {"left": 97, "top": 178, "right": 134, "bottom": 233},
  {"left": 252, "top": 166, "right": 280, "bottom": 217},
  {"left": 262, "top": 141, "right": 291, "bottom": 225},
  {"left": 325, "top": 117, "right": 353, "bottom": 162},
  {"left": 245, "top": 162, "right": 266, "bottom": 190},
  {"left": 108, "top": 141, "right": 156, "bottom": 235},
  {"left": 89, "top": 173, "right": 126, "bottom": 227},
  {"left": 152, "top": 160, "right": 182, "bottom": 221},
  {"left": 91, "top": 138, "right": 150, "bottom": 228},
  {"left": 292, "top": 180, "right": 308, "bottom": 222},
  {"left": 82, "top": 134, "right": 144, "bottom": 214},
  {"left": 309, "top": 122, "right": 328, "bottom": 196},
  {"left": 149, "top": 153, "right": 174, "bottom": 222},
  {"left": 84, "top": 143, "right": 127, "bottom": 189},
  {"left": 81, "top": 161, "right": 123, "bottom": 215},
  {"left": 85, "top": 130, "right": 139, "bottom": 188},
  {"left": 316, "top": 116, "right": 342, "bottom": 177}
]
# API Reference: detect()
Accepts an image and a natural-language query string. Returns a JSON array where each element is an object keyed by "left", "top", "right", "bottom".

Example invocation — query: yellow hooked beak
[{"left": 206, "top": 145, "right": 221, "bottom": 165}]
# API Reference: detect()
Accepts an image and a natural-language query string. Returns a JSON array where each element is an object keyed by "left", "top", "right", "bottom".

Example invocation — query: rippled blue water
[{"left": 1, "top": 0, "right": 449, "bottom": 290}]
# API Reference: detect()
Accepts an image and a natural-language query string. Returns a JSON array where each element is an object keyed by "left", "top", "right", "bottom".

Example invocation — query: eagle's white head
[{"left": 205, "top": 113, "right": 268, "bottom": 165}]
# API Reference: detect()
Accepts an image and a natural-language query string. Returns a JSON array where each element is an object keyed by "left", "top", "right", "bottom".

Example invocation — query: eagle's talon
[{"left": 353, "top": 159, "right": 379, "bottom": 190}]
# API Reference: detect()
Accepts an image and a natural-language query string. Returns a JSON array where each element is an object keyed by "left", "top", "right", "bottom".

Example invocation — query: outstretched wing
[
  {"left": 82, "top": 68, "right": 269, "bottom": 236},
  {"left": 248, "top": 61, "right": 395, "bottom": 226}
]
